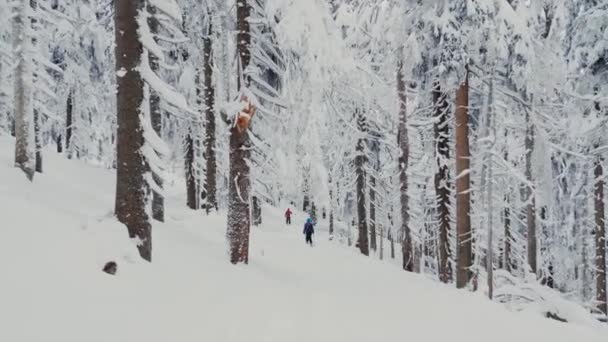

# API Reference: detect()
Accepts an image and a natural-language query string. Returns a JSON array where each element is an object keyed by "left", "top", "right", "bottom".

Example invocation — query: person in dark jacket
[
  {"left": 285, "top": 208, "right": 292, "bottom": 225},
  {"left": 303, "top": 218, "right": 315, "bottom": 245}
]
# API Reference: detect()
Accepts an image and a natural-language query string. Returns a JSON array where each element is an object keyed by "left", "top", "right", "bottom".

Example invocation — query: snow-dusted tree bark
[
  {"left": 227, "top": 0, "right": 254, "bottom": 264},
  {"left": 594, "top": 157, "right": 607, "bottom": 315},
  {"left": 455, "top": 70, "right": 471, "bottom": 289},
  {"left": 203, "top": 19, "right": 217, "bottom": 212},
  {"left": 185, "top": 130, "right": 197, "bottom": 210},
  {"left": 148, "top": 3, "right": 163, "bottom": 222},
  {"left": 252, "top": 196, "right": 262, "bottom": 226},
  {"left": 433, "top": 79, "right": 451, "bottom": 283},
  {"left": 369, "top": 172, "right": 377, "bottom": 252},
  {"left": 30, "top": 0, "right": 42, "bottom": 174},
  {"left": 329, "top": 174, "right": 334, "bottom": 238},
  {"left": 13, "top": 0, "right": 35, "bottom": 181},
  {"left": 114, "top": 0, "right": 151, "bottom": 261},
  {"left": 356, "top": 109, "right": 369, "bottom": 256},
  {"left": 397, "top": 61, "right": 412, "bottom": 271},
  {"left": 65, "top": 90, "right": 73, "bottom": 159},
  {"left": 525, "top": 106, "right": 537, "bottom": 275}
]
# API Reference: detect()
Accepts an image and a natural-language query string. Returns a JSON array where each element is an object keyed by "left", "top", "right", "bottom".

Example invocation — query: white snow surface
[{"left": 0, "top": 136, "right": 606, "bottom": 342}]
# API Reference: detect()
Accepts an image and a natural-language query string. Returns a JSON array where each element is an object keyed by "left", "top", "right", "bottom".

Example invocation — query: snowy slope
[{"left": 0, "top": 135, "right": 606, "bottom": 342}]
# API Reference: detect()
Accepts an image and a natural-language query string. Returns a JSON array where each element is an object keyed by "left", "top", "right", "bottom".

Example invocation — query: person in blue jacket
[{"left": 303, "top": 217, "right": 315, "bottom": 246}]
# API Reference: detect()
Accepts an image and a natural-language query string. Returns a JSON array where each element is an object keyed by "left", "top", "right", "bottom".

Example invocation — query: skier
[
  {"left": 285, "top": 208, "right": 293, "bottom": 225},
  {"left": 303, "top": 217, "right": 315, "bottom": 246}
]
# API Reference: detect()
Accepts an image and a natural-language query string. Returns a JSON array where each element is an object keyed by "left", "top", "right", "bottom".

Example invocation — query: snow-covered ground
[{"left": 0, "top": 135, "right": 606, "bottom": 342}]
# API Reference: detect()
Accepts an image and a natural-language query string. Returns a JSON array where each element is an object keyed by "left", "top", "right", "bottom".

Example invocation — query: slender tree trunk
[
  {"left": 503, "top": 195, "right": 512, "bottom": 272},
  {"left": 203, "top": 20, "right": 217, "bottom": 212},
  {"left": 148, "top": 4, "right": 164, "bottom": 222},
  {"left": 595, "top": 157, "right": 607, "bottom": 315},
  {"left": 185, "top": 131, "right": 197, "bottom": 210},
  {"left": 13, "top": 0, "right": 35, "bottom": 181},
  {"left": 114, "top": 0, "right": 152, "bottom": 261},
  {"left": 455, "top": 70, "right": 472, "bottom": 288},
  {"left": 227, "top": 0, "right": 253, "bottom": 264},
  {"left": 397, "top": 61, "right": 413, "bottom": 271},
  {"left": 356, "top": 109, "right": 369, "bottom": 256},
  {"left": 485, "top": 77, "right": 495, "bottom": 299},
  {"left": 379, "top": 225, "right": 384, "bottom": 260},
  {"left": 389, "top": 229, "right": 395, "bottom": 259},
  {"left": 34, "top": 108, "right": 42, "bottom": 173},
  {"left": 369, "top": 174, "right": 377, "bottom": 252},
  {"left": 433, "top": 79, "right": 452, "bottom": 283},
  {"left": 31, "top": 0, "right": 42, "bottom": 174},
  {"left": 329, "top": 174, "right": 334, "bottom": 238},
  {"left": 525, "top": 104, "right": 537, "bottom": 275},
  {"left": 66, "top": 90, "right": 73, "bottom": 159}
]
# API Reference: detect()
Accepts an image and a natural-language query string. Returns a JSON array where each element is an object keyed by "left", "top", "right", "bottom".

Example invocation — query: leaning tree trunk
[
  {"left": 148, "top": 3, "right": 164, "bottom": 222},
  {"left": 13, "top": 0, "right": 35, "bottom": 181},
  {"left": 227, "top": 0, "right": 254, "bottom": 264},
  {"left": 455, "top": 70, "right": 472, "bottom": 289},
  {"left": 595, "top": 157, "right": 607, "bottom": 316},
  {"left": 203, "top": 19, "right": 217, "bottom": 212},
  {"left": 397, "top": 61, "right": 413, "bottom": 271},
  {"left": 525, "top": 103, "right": 537, "bottom": 276},
  {"left": 114, "top": 0, "right": 152, "bottom": 261},
  {"left": 433, "top": 79, "right": 452, "bottom": 283},
  {"left": 356, "top": 109, "right": 369, "bottom": 256}
]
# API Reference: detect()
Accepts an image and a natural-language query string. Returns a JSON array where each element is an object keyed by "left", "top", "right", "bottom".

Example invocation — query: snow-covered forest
[{"left": 2, "top": 0, "right": 608, "bottom": 339}]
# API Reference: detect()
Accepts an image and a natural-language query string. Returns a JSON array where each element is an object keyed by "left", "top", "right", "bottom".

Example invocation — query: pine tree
[
  {"left": 227, "top": 0, "right": 256, "bottom": 264},
  {"left": 355, "top": 108, "right": 369, "bottom": 256},
  {"left": 455, "top": 69, "right": 471, "bottom": 288},
  {"left": 203, "top": 16, "right": 217, "bottom": 212},
  {"left": 12, "top": 0, "right": 36, "bottom": 181},
  {"left": 114, "top": 0, "right": 151, "bottom": 261},
  {"left": 397, "top": 59, "right": 412, "bottom": 271},
  {"left": 148, "top": 2, "right": 164, "bottom": 222},
  {"left": 433, "top": 78, "right": 451, "bottom": 282}
]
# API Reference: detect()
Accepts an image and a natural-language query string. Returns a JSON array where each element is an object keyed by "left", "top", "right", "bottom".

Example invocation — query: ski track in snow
[{"left": 0, "top": 136, "right": 606, "bottom": 342}]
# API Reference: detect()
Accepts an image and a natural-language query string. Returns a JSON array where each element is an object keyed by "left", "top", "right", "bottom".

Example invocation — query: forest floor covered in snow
[{"left": 0, "top": 135, "right": 607, "bottom": 342}]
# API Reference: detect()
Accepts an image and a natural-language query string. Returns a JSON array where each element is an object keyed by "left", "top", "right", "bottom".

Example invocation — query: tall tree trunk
[
  {"left": 356, "top": 109, "right": 369, "bottom": 256},
  {"left": 114, "top": 0, "right": 152, "bottom": 261},
  {"left": 485, "top": 77, "right": 495, "bottom": 299},
  {"left": 203, "top": 20, "right": 217, "bottom": 212},
  {"left": 379, "top": 225, "right": 384, "bottom": 260},
  {"left": 31, "top": 0, "right": 42, "bottom": 174},
  {"left": 433, "top": 80, "right": 452, "bottom": 283},
  {"left": 503, "top": 195, "right": 512, "bottom": 272},
  {"left": 595, "top": 158, "right": 607, "bottom": 315},
  {"left": 34, "top": 108, "right": 42, "bottom": 173},
  {"left": 148, "top": 4, "right": 164, "bottom": 222},
  {"left": 185, "top": 131, "right": 197, "bottom": 210},
  {"left": 66, "top": 90, "right": 73, "bottom": 159},
  {"left": 397, "top": 61, "right": 413, "bottom": 271},
  {"left": 455, "top": 70, "right": 472, "bottom": 288},
  {"left": 329, "top": 174, "right": 334, "bottom": 238},
  {"left": 227, "top": 0, "right": 253, "bottom": 264},
  {"left": 369, "top": 173, "right": 377, "bottom": 252},
  {"left": 525, "top": 105, "right": 537, "bottom": 275},
  {"left": 13, "top": 0, "right": 35, "bottom": 181}
]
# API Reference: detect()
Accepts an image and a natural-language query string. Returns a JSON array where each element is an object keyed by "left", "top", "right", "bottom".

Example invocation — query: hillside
[{"left": 0, "top": 136, "right": 605, "bottom": 342}]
